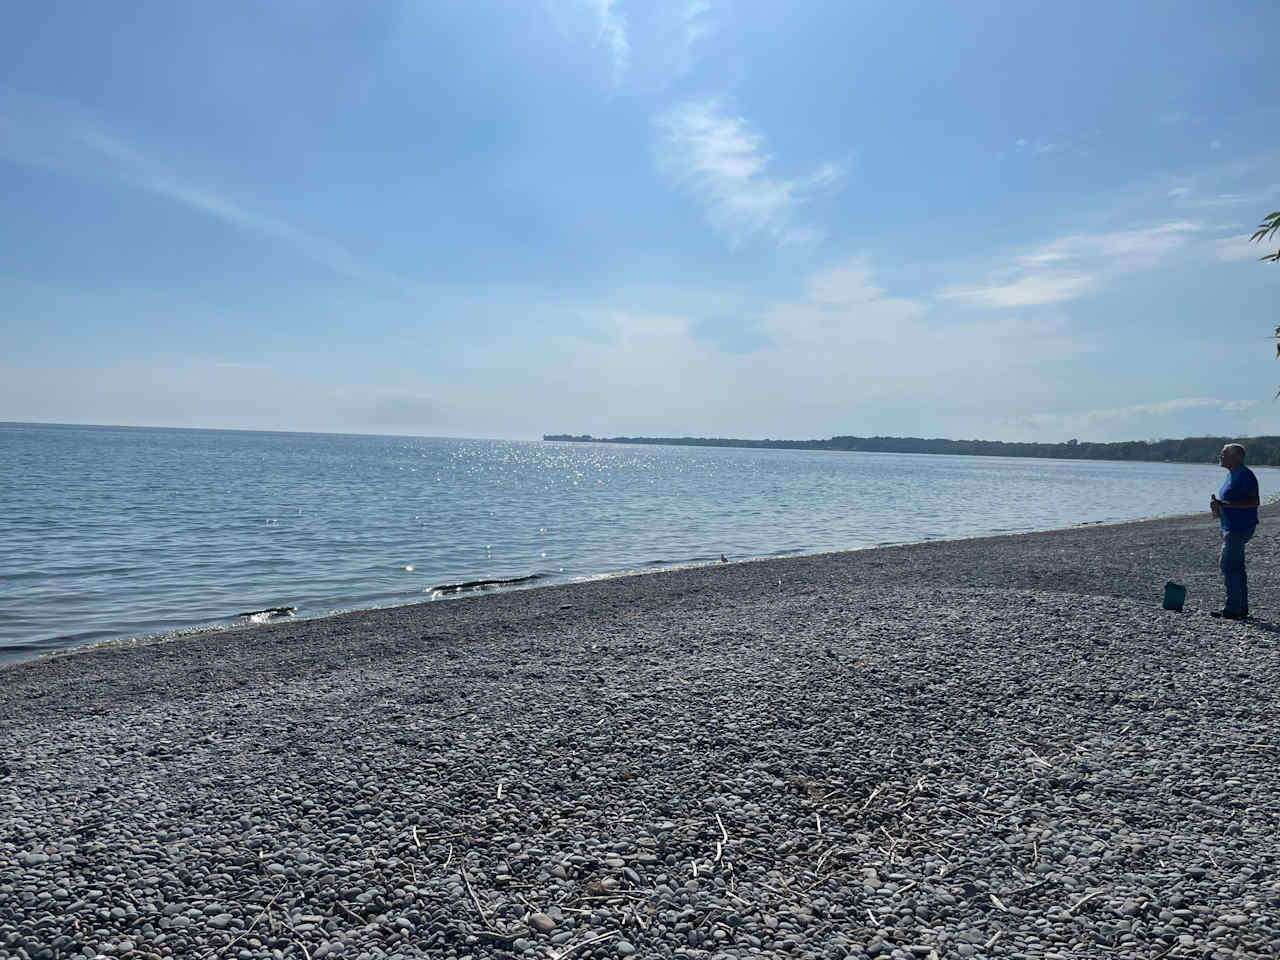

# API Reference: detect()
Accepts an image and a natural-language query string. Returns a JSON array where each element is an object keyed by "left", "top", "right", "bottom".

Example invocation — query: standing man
[{"left": 1210, "top": 442, "right": 1260, "bottom": 619}]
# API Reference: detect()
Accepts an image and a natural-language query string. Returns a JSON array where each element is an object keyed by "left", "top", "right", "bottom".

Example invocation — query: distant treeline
[{"left": 543, "top": 434, "right": 1280, "bottom": 466}]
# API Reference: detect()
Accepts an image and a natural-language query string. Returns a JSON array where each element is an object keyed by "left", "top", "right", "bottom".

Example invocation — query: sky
[{"left": 2, "top": 0, "right": 1279, "bottom": 443}]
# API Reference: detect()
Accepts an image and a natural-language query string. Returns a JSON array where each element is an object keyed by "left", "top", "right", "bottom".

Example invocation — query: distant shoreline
[{"left": 544, "top": 432, "right": 1280, "bottom": 466}]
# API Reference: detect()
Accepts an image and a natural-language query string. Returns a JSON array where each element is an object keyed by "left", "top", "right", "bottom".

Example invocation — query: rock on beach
[{"left": 2, "top": 507, "right": 1280, "bottom": 958}]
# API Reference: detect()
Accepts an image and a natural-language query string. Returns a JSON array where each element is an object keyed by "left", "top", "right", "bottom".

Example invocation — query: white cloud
[
  {"left": 805, "top": 161, "right": 849, "bottom": 191},
  {"left": 655, "top": 99, "right": 848, "bottom": 247},
  {"left": 215, "top": 361, "right": 274, "bottom": 372},
  {"left": 1214, "top": 235, "right": 1265, "bottom": 262},
  {"left": 672, "top": 0, "right": 715, "bottom": 61},
  {"left": 937, "top": 221, "right": 1202, "bottom": 309},
  {"left": 0, "top": 86, "right": 390, "bottom": 286},
  {"left": 1202, "top": 193, "right": 1250, "bottom": 206},
  {"left": 510, "top": 260, "right": 1110, "bottom": 440},
  {"left": 1022, "top": 221, "right": 1200, "bottom": 267},
  {"left": 592, "top": 0, "right": 631, "bottom": 87},
  {"left": 1008, "top": 397, "right": 1260, "bottom": 438},
  {"left": 938, "top": 274, "right": 1095, "bottom": 309},
  {"left": 806, "top": 261, "right": 885, "bottom": 306},
  {"left": 760, "top": 285, "right": 925, "bottom": 350}
]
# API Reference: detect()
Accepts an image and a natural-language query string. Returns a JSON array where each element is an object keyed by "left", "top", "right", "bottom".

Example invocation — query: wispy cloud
[
  {"left": 938, "top": 221, "right": 1201, "bottom": 309},
  {"left": 1214, "top": 234, "right": 1266, "bottom": 262},
  {"left": 215, "top": 361, "right": 274, "bottom": 372},
  {"left": 592, "top": 0, "right": 630, "bottom": 87},
  {"left": 666, "top": 0, "right": 716, "bottom": 73},
  {"left": 1009, "top": 397, "right": 1258, "bottom": 435},
  {"left": 655, "top": 99, "right": 848, "bottom": 247},
  {"left": 0, "top": 86, "right": 388, "bottom": 285},
  {"left": 679, "top": 0, "right": 715, "bottom": 48},
  {"left": 1018, "top": 221, "right": 1200, "bottom": 268},
  {"left": 938, "top": 274, "right": 1095, "bottom": 309},
  {"left": 1013, "top": 133, "right": 1095, "bottom": 159}
]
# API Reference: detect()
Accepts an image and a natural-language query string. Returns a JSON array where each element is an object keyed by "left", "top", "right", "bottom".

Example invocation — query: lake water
[{"left": 0, "top": 422, "right": 1233, "bottom": 663}]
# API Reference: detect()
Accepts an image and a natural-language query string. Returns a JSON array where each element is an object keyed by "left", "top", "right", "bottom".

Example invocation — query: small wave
[
  {"left": 648, "top": 554, "right": 733, "bottom": 567},
  {"left": 428, "top": 574, "right": 543, "bottom": 596},
  {"left": 0, "top": 566, "right": 135, "bottom": 582},
  {"left": 237, "top": 606, "right": 296, "bottom": 623}
]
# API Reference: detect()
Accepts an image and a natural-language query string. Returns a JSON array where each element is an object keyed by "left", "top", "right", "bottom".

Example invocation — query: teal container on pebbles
[{"left": 1163, "top": 581, "right": 1187, "bottom": 611}]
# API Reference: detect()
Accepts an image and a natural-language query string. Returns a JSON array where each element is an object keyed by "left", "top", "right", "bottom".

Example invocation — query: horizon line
[{"left": 3, "top": 419, "right": 1273, "bottom": 448}]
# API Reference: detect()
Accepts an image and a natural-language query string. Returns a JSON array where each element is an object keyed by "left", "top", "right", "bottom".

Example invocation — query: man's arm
[
  {"left": 1212, "top": 494, "right": 1261, "bottom": 509},
  {"left": 1218, "top": 496, "right": 1261, "bottom": 509}
]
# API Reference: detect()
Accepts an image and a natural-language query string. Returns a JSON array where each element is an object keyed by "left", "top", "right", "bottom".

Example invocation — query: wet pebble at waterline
[{"left": 2, "top": 516, "right": 1280, "bottom": 959}]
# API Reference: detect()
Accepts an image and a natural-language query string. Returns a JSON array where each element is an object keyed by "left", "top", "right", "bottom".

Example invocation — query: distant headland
[{"left": 543, "top": 433, "right": 1280, "bottom": 466}]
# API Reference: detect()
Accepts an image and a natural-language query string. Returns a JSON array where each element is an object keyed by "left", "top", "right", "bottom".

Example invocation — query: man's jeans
[{"left": 1220, "top": 526, "right": 1256, "bottom": 614}]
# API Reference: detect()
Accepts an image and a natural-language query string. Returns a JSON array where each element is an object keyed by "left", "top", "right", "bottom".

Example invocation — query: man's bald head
[{"left": 1220, "top": 443, "right": 1246, "bottom": 469}]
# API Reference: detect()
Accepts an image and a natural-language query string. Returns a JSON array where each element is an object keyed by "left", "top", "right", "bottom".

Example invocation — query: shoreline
[
  {"left": 0, "top": 504, "right": 1246, "bottom": 671},
  {"left": 4, "top": 508, "right": 1280, "bottom": 958}
]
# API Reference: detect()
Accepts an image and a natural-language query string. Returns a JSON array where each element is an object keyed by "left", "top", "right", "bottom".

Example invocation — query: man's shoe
[{"left": 1211, "top": 609, "right": 1247, "bottom": 620}]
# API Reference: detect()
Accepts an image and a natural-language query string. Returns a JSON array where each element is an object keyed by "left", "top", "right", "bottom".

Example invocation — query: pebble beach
[{"left": 3, "top": 508, "right": 1280, "bottom": 960}]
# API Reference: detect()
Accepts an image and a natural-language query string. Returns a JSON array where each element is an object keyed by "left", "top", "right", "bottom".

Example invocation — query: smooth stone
[{"left": 529, "top": 913, "right": 556, "bottom": 934}]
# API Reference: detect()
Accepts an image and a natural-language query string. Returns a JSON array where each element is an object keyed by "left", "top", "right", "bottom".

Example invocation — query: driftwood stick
[
  {"left": 200, "top": 883, "right": 287, "bottom": 960},
  {"left": 461, "top": 867, "right": 492, "bottom": 929},
  {"left": 1004, "top": 877, "right": 1052, "bottom": 897},
  {"left": 814, "top": 848, "right": 834, "bottom": 874},
  {"left": 556, "top": 931, "right": 620, "bottom": 959},
  {"left": 1067, "top": 889, "right": 1106, "bottom": 915}
]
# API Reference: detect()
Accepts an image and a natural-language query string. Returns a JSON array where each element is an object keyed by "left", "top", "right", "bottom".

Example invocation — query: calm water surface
[{"left": 0, "top": 423, "right": 1232, "bottom": 662}]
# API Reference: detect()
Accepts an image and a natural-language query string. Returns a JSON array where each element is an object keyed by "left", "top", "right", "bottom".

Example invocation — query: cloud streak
[
  {"left": 0, "top": 86, "right": 388, "bottom": 285},
  {"left": 1008, "top": 397, "right": 1258, "bottom": 436},
  {"left": 655, "top": 99, "right": 848, "bottom": 247},
  {"left": 592, "top": 0, "right": 630, "bottom": 86},
  {"left": 937, "top": 221, "right": 1202, "bottom": 309}
]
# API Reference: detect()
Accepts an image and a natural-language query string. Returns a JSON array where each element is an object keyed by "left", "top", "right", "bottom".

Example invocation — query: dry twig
[
  {"left": 556, "top": 931, "right": 620, "bottom": 959},
  {"left": 1067, "top": 888, "right": 1106, "bottom": 915},
  {"left": 461, "top": 867, "right": 492, "bottom": 929},
  {"left": 201, "top": 883, "right": 287, "bottom": 960}
]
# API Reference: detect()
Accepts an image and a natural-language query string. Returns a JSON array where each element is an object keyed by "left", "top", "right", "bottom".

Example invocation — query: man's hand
[{"left": 1210, "top": 495, "right": 1221, "bottom": 518}]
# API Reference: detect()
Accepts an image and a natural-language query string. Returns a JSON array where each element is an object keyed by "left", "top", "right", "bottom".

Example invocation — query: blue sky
[{"left": 2, "top": 0, "right": 1279, "bottom": 442}]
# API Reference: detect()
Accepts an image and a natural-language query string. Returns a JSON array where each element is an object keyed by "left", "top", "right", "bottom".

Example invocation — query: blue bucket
[{"left": 1162, "top": 581, "right": 1187, "bottom": 611}]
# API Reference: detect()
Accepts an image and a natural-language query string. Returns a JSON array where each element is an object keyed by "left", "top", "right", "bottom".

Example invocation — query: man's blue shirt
[{"left": 1219, "top": 465, "right": 1260, "bottom": 531}]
